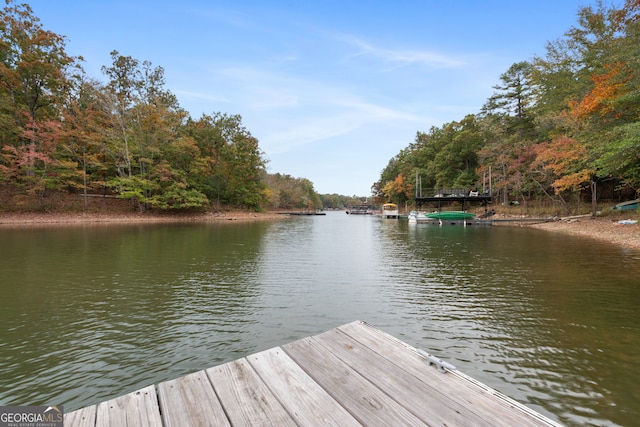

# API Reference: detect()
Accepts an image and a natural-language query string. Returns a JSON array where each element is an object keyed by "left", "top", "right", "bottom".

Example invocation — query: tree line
[
  {"left": 374, "top": 1, "right": 640, "bottom": 214},
  {"left": 0, "top": 1, "right": 324, "bottom": 212}
]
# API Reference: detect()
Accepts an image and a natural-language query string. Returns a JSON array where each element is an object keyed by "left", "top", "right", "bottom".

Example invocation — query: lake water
[{"left": 0, "top": 212, "right": 639, "bottom": 426}]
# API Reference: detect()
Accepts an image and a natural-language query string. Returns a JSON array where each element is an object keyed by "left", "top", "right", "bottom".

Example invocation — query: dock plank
[
  {"left": 206, "top": 357, "right": 297, "bottom": 426},
  {"left": 284, "top": 336, "right": 428, "bottom": 426},
  {"left": 312, "top": 327, "right": 495, "bottom": 426},
  {"left": 94, "top": 385, "right": 161, "bottom": 427},
  {"left": 157, "top": 370, "right": 230, "bottom": 427},
  {"left": 245, "top": 347, "right": 361, "bottom": 426},
  {"left": 64, "top": 405, "right": 96, "bottom": 427},
  {"left": 337, "top": 321, "right": 554, "bottom": 427},
  {"left": 324, "top": 325, "right": 546, "bottom": 426}
]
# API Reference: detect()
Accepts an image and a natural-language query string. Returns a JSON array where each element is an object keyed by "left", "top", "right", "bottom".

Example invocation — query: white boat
[
  {"left": 408, "top": 211, "right": 426, "bottom": 224},
  {"left": 408, "top": 210, "right": 491, "bottom": 226},
  {"left": 618, "top": 219, "right": 638, "bottom": 225},
  {"left": 381, "top": 203, "right": 399, "bottom": 219}
]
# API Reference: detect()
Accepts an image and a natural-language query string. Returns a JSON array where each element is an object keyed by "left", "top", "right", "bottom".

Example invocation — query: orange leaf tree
[{"left": 534, "top": 135, "right": 593, "bottom": 195}]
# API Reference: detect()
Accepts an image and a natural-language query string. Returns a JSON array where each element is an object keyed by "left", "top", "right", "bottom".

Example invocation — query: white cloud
[
  {"left": 261, "top": 118, "right": 360, "bottom": 153},
  {"left": 332, "top": 34, "right": 466, "bottom": 69},
  {"left": 173, "top": 90, "right": 230, "bottom": 104},
  {"left": 332, "top": 98, "right": 426, "bottom": 125}
]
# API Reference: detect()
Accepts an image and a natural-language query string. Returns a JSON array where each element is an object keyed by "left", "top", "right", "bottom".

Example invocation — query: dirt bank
[
  {"left": 0, "top": 185, "right": 287, "bottom": 224},
  {"left": 528, "top": 216, "right": 640, "bottom": 251},
  {"left": 0, "top": 210, "right": 286, "bottom": 226}
]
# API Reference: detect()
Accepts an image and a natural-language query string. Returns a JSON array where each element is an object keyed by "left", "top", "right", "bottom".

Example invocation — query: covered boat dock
[{"left": 415, "top": 188, "right": 493, "bottom": 211}]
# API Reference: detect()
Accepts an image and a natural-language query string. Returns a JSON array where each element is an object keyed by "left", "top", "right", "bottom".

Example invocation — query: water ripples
[{"left": 0, "top": 216, "right": 639, "bottom": 426}]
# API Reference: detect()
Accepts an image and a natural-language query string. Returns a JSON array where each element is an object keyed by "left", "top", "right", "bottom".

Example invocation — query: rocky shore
[{"left": 528, "top": 215, "right": 640, "bottom": 251}]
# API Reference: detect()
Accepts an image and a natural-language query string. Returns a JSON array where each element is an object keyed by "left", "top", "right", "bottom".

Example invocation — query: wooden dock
[
  {"left": 278, "top": 211, "right": 327, "bottom": 216},
  {"left": 64, "top": 321, "right": 562, "bottom": 426}
]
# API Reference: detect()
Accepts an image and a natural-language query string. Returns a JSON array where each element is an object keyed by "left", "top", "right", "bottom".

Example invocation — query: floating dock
[
  {"left": 64, "top": 321, "right": 561, "bottom": 427},
  {"left": 279, "top": 211, "right": 327, "bottom": 216},
  {"left": 410, "top": 217, "right": 494, "bottom": 226}
]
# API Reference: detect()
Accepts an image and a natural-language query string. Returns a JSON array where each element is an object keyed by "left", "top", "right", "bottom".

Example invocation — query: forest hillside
[
  {"left": 374, "top": 1, "right": 640, "bottom": 215},
  {"left": 0, "top": 1, "right": 326, "bottom": 213}
]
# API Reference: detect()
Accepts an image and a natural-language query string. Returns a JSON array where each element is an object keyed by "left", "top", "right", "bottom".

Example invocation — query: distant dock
[
  {"left": 279, "top": 211, "right": 327, "bottom": 216},
  {"left": 64, "top": 321, "right": 561, "bottom": 426}
]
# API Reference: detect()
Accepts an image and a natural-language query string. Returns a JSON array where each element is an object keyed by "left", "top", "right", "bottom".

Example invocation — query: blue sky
[{"left": 27, "top": 0, "right": 609, "bottom": 196}]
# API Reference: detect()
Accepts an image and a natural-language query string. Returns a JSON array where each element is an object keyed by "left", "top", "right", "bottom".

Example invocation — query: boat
[
  {"left": 346, "top": 203, "right": 375, "bottom": 215},
  {"left": 408, "top": 210, "right": 488, "bottom": 226},
  {"left": 424, "top": 211, "right": 476, "bottom": 221},
  {"left": 407, "top": 211, "right": 440, "bottom": 224},
  {"left": 381, "top": 203, "right": 399, "bottom": 219},
  {"left": 408, "top": 211, "right": 437, "bottom": 224},
  {"left": 613, "top": 199, "right": 639, "bottom": 211},
  {"left": 618, "top": 219, "right": 638, "bottom": 225}
]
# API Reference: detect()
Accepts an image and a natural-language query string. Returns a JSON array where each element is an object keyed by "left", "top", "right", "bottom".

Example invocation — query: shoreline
[
  {"left": 0, "top": 210, "right": 287, "bottom": 226},
  {"left": 1, "top": 211, "right": 639, "bottom": 252},
  {"left": 527, "top": 216, "right": 640, "bottom": 251}
]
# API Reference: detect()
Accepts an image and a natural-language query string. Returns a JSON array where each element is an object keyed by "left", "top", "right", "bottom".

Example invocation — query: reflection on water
[{"left": 0, "top": 213, "right": 638, "bottom": 426}]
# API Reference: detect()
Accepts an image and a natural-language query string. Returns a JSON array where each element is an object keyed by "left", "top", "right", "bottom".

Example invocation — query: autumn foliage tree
[
  {"left": 0, "top": 1, "right": 301, "bottom": 212},
  {"left": 378, "top": 1, "right": 640, "bottom": 212},
  {"left": 532, "top": 135, "right": 593, "bottom": 214},
  {"left": 0, "top": 1, "right": 79, "bottom": 205},
  {"left": 263, "top": 173, "right": 321, "bottom": 210}
]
